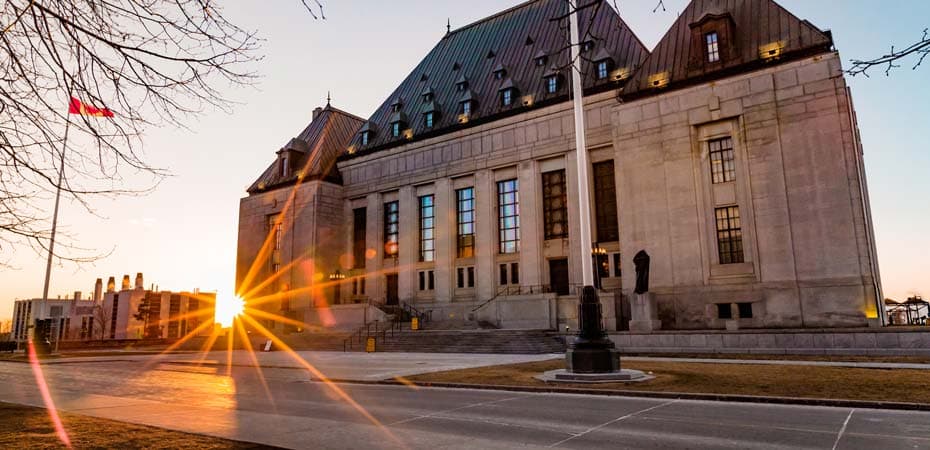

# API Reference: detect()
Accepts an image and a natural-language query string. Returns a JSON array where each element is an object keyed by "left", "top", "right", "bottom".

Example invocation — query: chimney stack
[
  {"left": 135, "top": 272, "right": 144, "bottom": 289},
  {"left": 312, "top": 106, "right": 323, "bottom": 121},
  {"left": 73, "top": 291, "right": 81, "bottom": 301},
  {"left": 94, "top": 278, "right": 103, "bottom": 301},
  {"left": 121, "top": 274, "right": 131, "bottom": 290},
  {"left": 106, "top": 277, "right": 116, "bottom": 293}
]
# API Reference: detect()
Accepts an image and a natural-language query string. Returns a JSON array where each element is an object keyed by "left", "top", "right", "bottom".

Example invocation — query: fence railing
[{"left": 342, "top": 299, "right": 430, "bottom": 351}]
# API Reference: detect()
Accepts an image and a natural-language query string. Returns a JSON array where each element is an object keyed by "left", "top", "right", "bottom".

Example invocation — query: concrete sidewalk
[
  {"left": 38, "top": 350, "right": 562, "bottom": 381},
  {"left": 624, "top": 356, "right": 930, "bottom": 370}
]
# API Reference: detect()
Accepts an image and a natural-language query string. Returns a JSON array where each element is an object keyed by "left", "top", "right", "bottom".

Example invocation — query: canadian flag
[{"left": 68, "top": 97, "right": 114, "bottom": 117}]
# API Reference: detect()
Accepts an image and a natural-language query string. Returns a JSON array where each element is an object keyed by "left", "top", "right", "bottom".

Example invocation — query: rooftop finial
[
  {"left": 446, "top": 18, "right": 451, "bottom": 34},
  {"left": 326, "top": 91, "right": 331, "bottom": 106}
]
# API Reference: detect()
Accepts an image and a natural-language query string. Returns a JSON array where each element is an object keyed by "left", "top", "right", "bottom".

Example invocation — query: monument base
[
  {"left": 537, "top": 369, "right": 654, "bottom": 383},
  {"left": 630, "top": 293, "right": 661, "bottom": 332},
  {"left": 565, "top": 345, "right": 620, "bottom": 373}
]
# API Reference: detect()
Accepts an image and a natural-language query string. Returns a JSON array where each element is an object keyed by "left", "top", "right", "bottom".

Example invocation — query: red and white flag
[{"left": 68, "top": 97, "right": 114, "bottom": 117}]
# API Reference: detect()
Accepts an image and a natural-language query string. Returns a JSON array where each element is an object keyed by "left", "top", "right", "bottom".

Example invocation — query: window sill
[{"left": 709, "top": 262, "right": 754, "bottom": 279}]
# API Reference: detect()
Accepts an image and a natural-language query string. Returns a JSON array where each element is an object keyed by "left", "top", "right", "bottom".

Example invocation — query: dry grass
[
  {"left": 0, "top": 403, "right": 277, "bottom": 449},
  {"left": 408, "top": 359, "right": 930, "bottom": 405},
  {"left": 626, "top": 352, "right": 930, "bottom": 364}
]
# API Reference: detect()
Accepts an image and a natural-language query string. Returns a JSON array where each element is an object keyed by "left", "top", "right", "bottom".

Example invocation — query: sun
[{"left": 215, "top": 295, "right": 245, "bottom": 328}]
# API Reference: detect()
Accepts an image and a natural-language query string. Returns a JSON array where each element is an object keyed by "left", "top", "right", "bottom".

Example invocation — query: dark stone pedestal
[
  {"left": 564, "top": 285, "right": 621, "bottom": 374},
  {"left": 565, "top": 345, "right": 619, "bottom": 373}
]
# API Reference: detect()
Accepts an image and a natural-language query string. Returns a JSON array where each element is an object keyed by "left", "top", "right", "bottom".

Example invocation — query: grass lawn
[
  {"left": 0, "top": 402, "right": 277, "bottom": 449},
  {"left": 407, "top": 359, "right": 930, "bottom": 405},
  {"left": 626, "top": 353, "right": 930, "bottom": 364}
]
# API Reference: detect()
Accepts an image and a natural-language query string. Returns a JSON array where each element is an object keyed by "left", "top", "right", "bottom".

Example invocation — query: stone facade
[
  {"left": 234, "top": 0, "right": 881, "bottom": 333},
  {"left": 612, "top": 53, "right": 880, "bottom": 330}
]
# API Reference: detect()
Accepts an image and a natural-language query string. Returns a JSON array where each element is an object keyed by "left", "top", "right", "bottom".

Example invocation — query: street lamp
[
  {"left": 329, "top": 270, "right": 346, "bottom": 305},
  {"left": 591, "top": 245, "right": 607, "bottom": 290}
]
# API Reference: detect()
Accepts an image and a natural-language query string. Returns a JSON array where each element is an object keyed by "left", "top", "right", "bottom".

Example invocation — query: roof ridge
[
  {"left": 447, "top": 0, "right": 542, "bottom": 36},
  {"left": 323, "top": 104, "right": 367, "bottom": 123}
]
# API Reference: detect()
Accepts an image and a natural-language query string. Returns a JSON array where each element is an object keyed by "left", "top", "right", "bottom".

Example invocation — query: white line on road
[
  {"left": 548, "top": 399, "right": 680, "bottom": 447},
  {"left": 388, "top": 394, "right": 527, "bottom": 426},
  {"left": 832, "top": 409, "right": 855, "bottom": 450}
]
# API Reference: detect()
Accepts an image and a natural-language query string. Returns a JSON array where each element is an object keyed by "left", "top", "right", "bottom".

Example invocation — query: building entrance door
[
  {"left": 386, "top": 274, "right": 399, "bottom": 305},
  {"left": 549, "top": 259, "right": 570, "bottom": 296}
]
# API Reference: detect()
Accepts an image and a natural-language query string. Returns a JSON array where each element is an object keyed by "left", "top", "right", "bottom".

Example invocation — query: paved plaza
[{"left": 0, "top": 352, "right": 928, "bottom": 449}]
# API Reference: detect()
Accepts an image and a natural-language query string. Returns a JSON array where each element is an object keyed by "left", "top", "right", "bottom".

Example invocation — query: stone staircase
[{"left": 373, "top": 329, "right": 566, "bottom": 354}]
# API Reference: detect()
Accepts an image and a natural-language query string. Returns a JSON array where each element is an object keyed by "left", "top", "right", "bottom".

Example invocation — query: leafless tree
[
  {"left": 0, "top": 1, "right": 323, "bottom": 266},
  {"left": 847, "top": 28, "right": 930, "bottom": 77}
]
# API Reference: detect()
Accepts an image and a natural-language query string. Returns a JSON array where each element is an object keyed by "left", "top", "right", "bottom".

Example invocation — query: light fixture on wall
[{"left": 759, "top": 41, "right": 785, "bottom": 60}]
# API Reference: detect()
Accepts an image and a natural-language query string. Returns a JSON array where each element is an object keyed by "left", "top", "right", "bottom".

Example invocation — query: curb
[{"left": 314, "top": 378, "right": 930, "bottom": 412}]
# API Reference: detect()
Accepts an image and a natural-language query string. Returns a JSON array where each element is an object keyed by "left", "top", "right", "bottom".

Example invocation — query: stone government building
[{"left": 236, "top": 0, "right": 882, "bottom": 333}]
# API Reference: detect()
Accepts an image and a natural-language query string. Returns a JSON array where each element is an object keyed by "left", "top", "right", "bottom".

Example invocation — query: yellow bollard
[
  {"left": 366, "top": 337, "right": 376, "bottom": 353},
  {"left": 411, "top": 317, "right": 419, "bottom": 331}
]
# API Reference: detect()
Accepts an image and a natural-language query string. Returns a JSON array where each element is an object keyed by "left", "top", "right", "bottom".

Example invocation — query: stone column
[
  {"left": 474, "top": 170, "right": 496, "bottom": 302},
  {"left": 365, "top": 193, "right": 383, "bottom": 303},
  {"left": 517, "top": 160, "right": 541, "bottom": 287},
  {"left": 434, "top": 178, "right": 453, "bottom": 303},
  {"left": 398, "top": 186, "right": 417, "bottom": 304}
]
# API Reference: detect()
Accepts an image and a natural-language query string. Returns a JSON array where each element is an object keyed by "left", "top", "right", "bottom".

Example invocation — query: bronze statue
[{"left": 633, "top": 250, "right": 650, "bottom": 294}]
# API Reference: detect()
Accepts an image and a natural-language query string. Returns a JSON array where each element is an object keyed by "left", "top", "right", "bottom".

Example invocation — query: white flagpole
[
  {"left": 569, "top": 0, "right": 594, "bottom": 287},
  {"left": 38, "top": 88, "right": 73, "bottom": 353}
]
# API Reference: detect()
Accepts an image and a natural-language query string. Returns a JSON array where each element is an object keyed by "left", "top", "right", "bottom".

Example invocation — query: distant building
[
  {"left": 9, "top": 273, "right": 215, "bottom": 344},
  {"left": 11, "top": 296, "right": 75, "bottom": 344},
  {"left": 237, "top": 0, "right": 881, "bottom": 331}
]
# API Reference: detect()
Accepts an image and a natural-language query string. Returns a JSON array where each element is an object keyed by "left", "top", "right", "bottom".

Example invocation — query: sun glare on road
[{"left": 215, "top": 296, "right": 244, "bottom": 328}]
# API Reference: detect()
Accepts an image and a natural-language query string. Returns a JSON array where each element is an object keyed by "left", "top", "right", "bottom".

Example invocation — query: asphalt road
[{"left": 0, "top": 356, "right": 928, "bottom": 449}]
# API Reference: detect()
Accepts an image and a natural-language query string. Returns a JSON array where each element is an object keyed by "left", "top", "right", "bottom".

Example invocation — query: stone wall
[
  {"left": 236, "top": 179, "right": 346, "bottom": 322},
  {"left": 610, "top": 52, "right": 881, "bottom": 330},
  {"left": 609, "top": 329, "right": 930, "bottom": 357},
  {"left": 241, "top": 51, "right": 880, "bottom": 333}
]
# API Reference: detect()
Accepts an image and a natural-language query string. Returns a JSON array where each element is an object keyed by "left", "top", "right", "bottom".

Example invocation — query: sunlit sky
[{"left": 2, "top": 0, "right": 928, "bottom": 319}]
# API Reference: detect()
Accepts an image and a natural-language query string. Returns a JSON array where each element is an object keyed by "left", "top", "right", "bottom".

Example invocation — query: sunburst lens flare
[{"left": 216, "top": 295, "right": 245, "bottom": 328}]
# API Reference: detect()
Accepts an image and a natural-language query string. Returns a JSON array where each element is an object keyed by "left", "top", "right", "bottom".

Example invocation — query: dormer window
[
  {"left": 706, "top": 32, "right": 720, "bottom": 62},
  {"left": 545, "top": 75, "right": 559, "bottom": 94},
  {"left": 358, "top": 122, "right": 375, "bottom": 146},
  {"left": 493, "top": 63, "right": 506, "bottom": 80},
  {"left": 461, "top": 101, "right": 472, "bottom": 116},
  {"left": 582, "top": 40, "right": 594, "bottom": 52},
  {"left": 689, "top": 13, "right": 734, "bottom": 70},
  {"left": 424, "top": 111, "right": 435, "bottom": 128},
  {"left": 391, "top": 100, "right": 403, "bottom": 113},
  {"left": 280, "top": 154, "right": 289, "bottom": 177},
  {"left": 591, "top": 47, "right": 614, "bottom": 81},
  {"left": 533, "top": 49, "right": 548, "bottom": 67},
  {"left": 422, "top": 86, "right": 435, "bottom": 103},
  {"left": 498, "top": 78, "right": 517, "bottom": 107},
  {"left": 391, "top": 122, "right": 401, "bottom": 137},
  {"left": 501, "top": 88, "right": 513, "bottom": 106},
  {"left": 455, "top": 75, "right": 468, "bottom": 92},
  {"left": 596, "top": 61, "right": 609, "bottom": 79}
]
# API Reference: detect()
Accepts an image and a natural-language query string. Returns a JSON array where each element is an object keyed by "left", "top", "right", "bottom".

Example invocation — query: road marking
[
  {"left": 832, "top": 409, "right": 855, "bottom": 450},
  {"left": 548, "top": 399, "right": 679, "bottom": 447},
  {"left": 388, "top": 394, "right": 526, "bottom": 426}
]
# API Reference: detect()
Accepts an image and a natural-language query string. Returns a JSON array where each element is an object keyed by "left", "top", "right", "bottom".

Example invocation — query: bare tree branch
[
  {"left": 0, "top": 0, "right": 322, "bottom": 267},
  {"left": 847, "top": 28, "right": 930, "bottom": 77}
]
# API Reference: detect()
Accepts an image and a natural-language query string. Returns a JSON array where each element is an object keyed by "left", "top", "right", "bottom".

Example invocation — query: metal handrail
[
  {"left": 343, "top": 299, "right": 418, "bottom": 351},
  {"left": 471, "top": 284, "right": 562, "bottom": 313}
]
